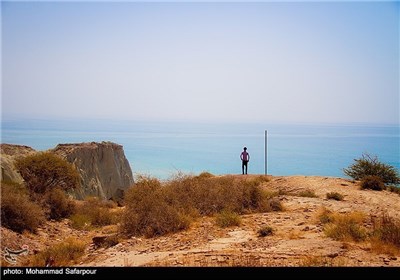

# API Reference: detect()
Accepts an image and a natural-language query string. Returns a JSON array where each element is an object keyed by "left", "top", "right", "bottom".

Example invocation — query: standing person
[{"left": 240, "top": 147, "right": 250, "bottom": 175}]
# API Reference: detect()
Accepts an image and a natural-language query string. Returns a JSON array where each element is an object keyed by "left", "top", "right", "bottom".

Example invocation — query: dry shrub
[
  {"left": 121, "top": 176, "right": 190, "bottom": 237},
  {"left": 121, "top": 173, "right": 278, "bottom": 237},
  {"left": 215, "top": 210, "right": 241, "bottom": 228},
  {"left": 69, "top": 213, "right": 92, "bottom": 230},
  {"left": 371, "top": 213, "right": 400, "bottom": 249},
  {"left": 360, "top": 175, "right": 385, "bottom": 191},
  {"left": 317, "top": 207, "right": 334, "bottom": 224},
  {"left": 164, "top": 173, "right": 276, "bottom": 215},
  {"left": 1, "top": 182, "right": 45, "bottom": 233},
  {"left": 258, "top": 226, "right": 274, "bottom": 237},
  {"left": 322, "top": 212, "right": 367, "bottom": 242},
  {"left": 44, "top": 188, "right": 76, "bottom": 220},
  {"left": 29, "top": 238, "right": 86, "bottom": 266},
  {"left": 195, "top": 171, "right": 214, "bottom": 179},
  {"left": 70, "top": 196, "right": 117, "bottom": 230},
  {"left": 326, "top": 192, "right": 344, "bottom": 201},
  {"left": 298, "top": 189, "right": 318, "bottom": 198},
  {"left": 386, "top": 185, "right": 400, "bottom": 195}
]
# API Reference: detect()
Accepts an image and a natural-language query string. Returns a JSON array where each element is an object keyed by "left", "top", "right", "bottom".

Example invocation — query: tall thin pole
[{"left": 265, "top": 130, "right": 267, "bottom": 175}]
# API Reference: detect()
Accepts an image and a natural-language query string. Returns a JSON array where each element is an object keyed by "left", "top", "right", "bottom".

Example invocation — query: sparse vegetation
[
  {"left": 317, "top": 207, "right": 334, "bottom": 224},
  {"left": 121, "top": 174, "right": 279, "bottom": 237},
  {"left": 343, "top": 153, "right": 400, "bottom": 185},
  {"left": 29, "top": 238, "right": 86, "bottom": 266},
  {"left": 258, "top": 226, "right": 274, "bottom": 237},
  {"left": 298, "top": 189, "right": 318, "bottom": 198},
  {"left": 1, "top": 182, "right": 45, "bottom": 233},
  {"left": 371, "top": 213, "right": 400, "bottom": 248},
  {"left": 318, "top": 208, "right": 400, "bottom": 255},
  {"left": 299, "top": 256, "right": 348, "bottom": 267},
  {"left": 215, "top": 210, "right": 241, "bottom": 228},
  {"left": 70, "top": 197, "right": 117, "bottom": 230},
  {"left": 318, "top": 210, "right": 367, "bottom": 242},
  {"left": 326, "top": 192, "right": 344, "bottom": 201},
  {"left": 16, "top": 152, "right": 80, "bottom": 194}
]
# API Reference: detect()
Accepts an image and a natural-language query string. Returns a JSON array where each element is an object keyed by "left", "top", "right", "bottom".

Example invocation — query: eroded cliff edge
[{"left": 0, "top": 142, "right": 134, "bottom": 200}]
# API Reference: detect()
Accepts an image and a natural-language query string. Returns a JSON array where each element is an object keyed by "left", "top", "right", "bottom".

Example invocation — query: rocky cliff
[
  {"left": 52, "top": 141, "right": 134, "bottom": 200},
  {"left": 0, "top": 144, "right": 36, "bottom": 183},
  {"left": 0, "top": 142, "right": 134, "bottom": 200}
]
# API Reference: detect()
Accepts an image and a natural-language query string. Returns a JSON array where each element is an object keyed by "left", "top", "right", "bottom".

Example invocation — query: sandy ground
[{"left": 2, "top": 175, "right": 400, "bottom": 267}]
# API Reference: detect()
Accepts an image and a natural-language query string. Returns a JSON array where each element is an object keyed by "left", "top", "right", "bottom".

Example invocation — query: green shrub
[
  {"left": 16, "top": 152, "right": 80, "bottom": 194},
  {"left": 326, "top": 192, "right": 344, "bottom": 201},
  {"left": 1, "top": 183, "right": 45, "bottom": 233},
  {"left": 258, "top": 226, "right": 274, "bottom": 237},
  {"left": 44, "top": 188, "right": 76, "bottom": 220},
  {"left": 361, "top": 175, "right": 385, "bottom": 191},
  {"left": 343, "top": 153, "right": 400, "bottom": 185},
  {"left": 215, "top": 210, "right": 241, "bottom": 228}
]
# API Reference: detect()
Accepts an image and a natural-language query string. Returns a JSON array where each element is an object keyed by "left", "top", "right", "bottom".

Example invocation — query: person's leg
[
  {"left": 242, "top": 161, "right": 244, "bottom": 175},
  {"left": 245, "top": 161, "right": 248, "bottom": 174}
]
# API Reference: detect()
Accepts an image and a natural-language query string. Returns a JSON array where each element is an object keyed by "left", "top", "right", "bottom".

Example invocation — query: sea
[{"left": 1, "top": 118, "right": 399, "bottom": 181}]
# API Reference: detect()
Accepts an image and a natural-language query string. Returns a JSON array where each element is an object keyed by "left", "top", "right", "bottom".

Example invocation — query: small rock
[
  {"left": 302, "top": 226, "right": 310, "bottom": 231},
  {"left": 390, "top": 257, "right": 397, "bottom": 261},
  {"left": 217, "top": 256, "right": 225, "bottom": 262},
  {"left": 297, "top": 222, "right": 305, "bottom": 226},
  {"left": 328, "top": 253, "right": 338, "bottom": 258}
]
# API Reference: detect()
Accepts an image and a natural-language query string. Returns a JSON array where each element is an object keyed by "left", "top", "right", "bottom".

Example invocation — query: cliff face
[
  {"left": 0, "top": 142, "right": 134, "bottom": 200},
  {"left": 52, "top": 142, "right": 134, "bottom": 200},
  {"left": 0, "top": 144, "right": 36, "bottom": 183}
]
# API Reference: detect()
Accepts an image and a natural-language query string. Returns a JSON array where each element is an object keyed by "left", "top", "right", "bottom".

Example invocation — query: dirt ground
[{"left": 2, "top": 175, "right": 400, "bottom": 267}]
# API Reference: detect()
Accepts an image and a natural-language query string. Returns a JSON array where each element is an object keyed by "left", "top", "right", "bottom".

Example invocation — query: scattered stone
[{"left": 328, "top": 253, "right": 338, "bottom": 258}]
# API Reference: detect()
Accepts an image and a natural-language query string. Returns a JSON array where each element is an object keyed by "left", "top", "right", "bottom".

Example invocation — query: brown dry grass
[{"left": 121, "top": 173, "right": 279, "bottom": 237}]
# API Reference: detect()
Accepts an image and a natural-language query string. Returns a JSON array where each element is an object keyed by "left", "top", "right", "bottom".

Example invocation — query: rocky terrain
[{"left": 2, "top": 175, "right": 399, "bottom": 267}]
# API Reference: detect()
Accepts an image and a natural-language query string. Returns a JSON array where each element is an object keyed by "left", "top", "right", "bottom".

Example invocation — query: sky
[{"left": 1, "top": 1, "right": 399, "bottom": 124}]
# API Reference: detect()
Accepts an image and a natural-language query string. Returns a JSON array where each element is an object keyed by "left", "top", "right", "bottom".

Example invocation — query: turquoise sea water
[{"left": 1, "top": 119, "right": 399, "bottom": 180}]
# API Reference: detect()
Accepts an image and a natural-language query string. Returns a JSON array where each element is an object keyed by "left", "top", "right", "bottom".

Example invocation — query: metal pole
[{"left": 265, "top": 130, "right": 267, "bottom": 175}]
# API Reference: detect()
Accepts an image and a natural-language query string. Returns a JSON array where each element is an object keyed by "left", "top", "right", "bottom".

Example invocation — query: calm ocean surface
[{"left": 1, "top": 119, "right": 399, "bottom": 180}]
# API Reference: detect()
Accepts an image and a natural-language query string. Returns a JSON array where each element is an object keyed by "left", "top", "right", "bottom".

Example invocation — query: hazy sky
[{"left": 2, "top": 1, "right": 399, "bottom": 124}]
